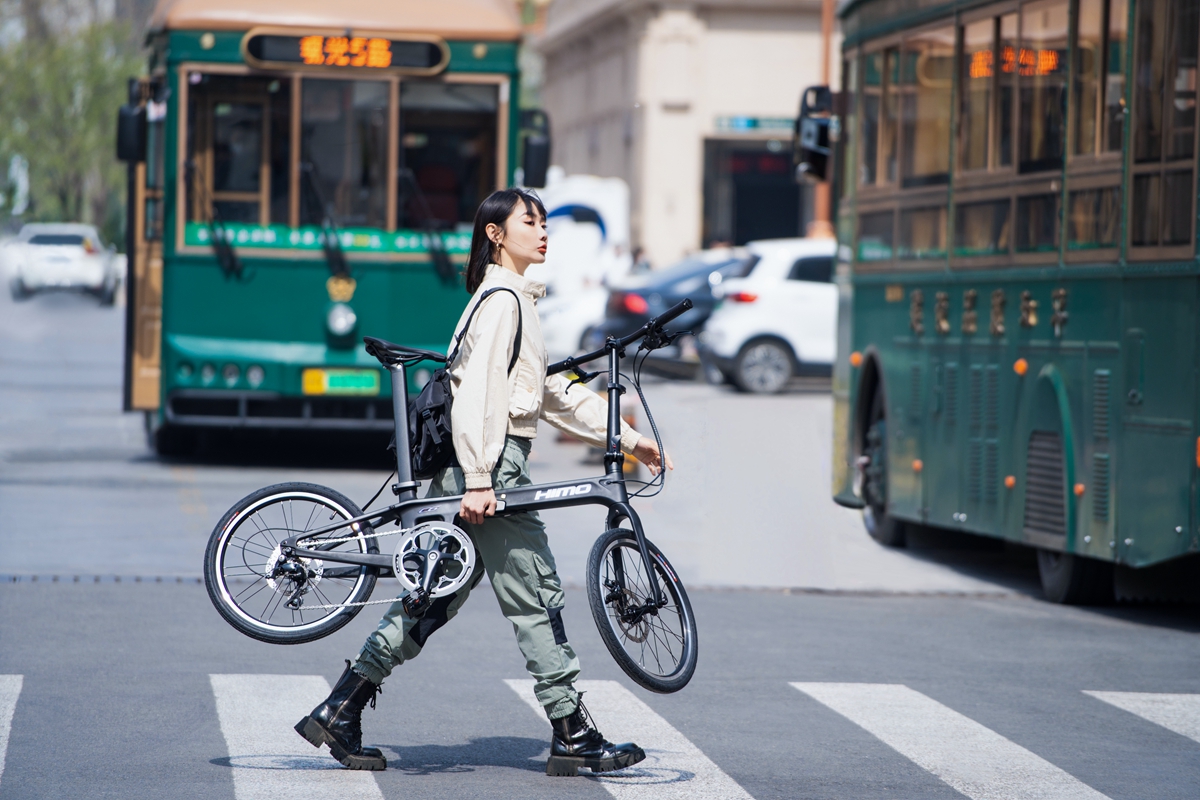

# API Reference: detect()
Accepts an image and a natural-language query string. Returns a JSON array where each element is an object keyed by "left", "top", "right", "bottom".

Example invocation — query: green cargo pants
[{"left": 353, "top": 436, "right": 582, "bottom": 719}]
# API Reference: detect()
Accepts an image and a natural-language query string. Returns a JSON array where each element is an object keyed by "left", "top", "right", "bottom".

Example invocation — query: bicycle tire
[
  {"left": 586, "top": 528, "right": 698, "bottom": 693},
  {"left": 204, "top": 482, "right": 379, "bottom": 645}
]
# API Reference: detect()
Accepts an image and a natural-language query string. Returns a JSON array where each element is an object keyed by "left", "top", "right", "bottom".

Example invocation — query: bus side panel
[
  {"left": 1116, "top": 276, "right": 1197, "bottom": 567},
  {"left": 831, "top": 257, "right": 859, "bottom": 506}
]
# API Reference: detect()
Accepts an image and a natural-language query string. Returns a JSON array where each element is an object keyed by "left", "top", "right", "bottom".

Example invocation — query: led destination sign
[{"left": 243, "top": 32, "right": 448, "bottom": 74}]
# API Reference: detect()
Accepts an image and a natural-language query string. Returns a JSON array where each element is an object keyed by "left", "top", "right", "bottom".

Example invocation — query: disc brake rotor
[
  {"left": 608, "top": 583, "right": 650, "bottom": 643},
  {"left": 392, "top": 522, "right": 476, "bottom": 598}
]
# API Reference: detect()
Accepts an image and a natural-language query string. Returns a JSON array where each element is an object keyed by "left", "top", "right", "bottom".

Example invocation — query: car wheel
[
  {"left": 733, "top": 339, "right": 793, "bottom": 394},
  {"left": 9, "top": 279, "right": 31, "bottom": 301},
  {"left": 98, "top": 281, "right": 117, "bottom": 306}
]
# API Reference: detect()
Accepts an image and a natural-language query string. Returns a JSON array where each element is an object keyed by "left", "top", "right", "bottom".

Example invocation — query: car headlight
[{"left": 327, "top": 303, "right": 357, "bottom": 336}]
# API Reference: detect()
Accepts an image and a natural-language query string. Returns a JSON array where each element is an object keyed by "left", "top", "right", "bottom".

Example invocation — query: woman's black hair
[{"left": 465, "top": 188, "right": 547, "bottom": 293}]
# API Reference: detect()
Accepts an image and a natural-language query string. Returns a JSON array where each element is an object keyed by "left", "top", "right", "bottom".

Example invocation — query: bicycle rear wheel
[
  {"left": 586, "top": 528, "right": 698, "bottom": 693},
  {"left": 204, "top": 482, "right": 378, "bottom": 644}
]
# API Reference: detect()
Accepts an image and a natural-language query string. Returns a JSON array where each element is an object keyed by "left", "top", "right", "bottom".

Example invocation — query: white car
[
  {"left": 6, "top": 223, "right": 123, "bottom": 305},
  {"left": 699, "top": 237, "right": 837, "bottom": 393}
]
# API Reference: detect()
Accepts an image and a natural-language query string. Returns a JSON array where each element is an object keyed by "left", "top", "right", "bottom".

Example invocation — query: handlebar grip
[{"left": 651, "top": 298, "right": 693, "bottom": 329}]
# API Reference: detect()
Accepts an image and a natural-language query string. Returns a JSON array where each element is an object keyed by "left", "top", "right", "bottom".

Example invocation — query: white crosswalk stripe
[
  {"left": 0, "top": 675, "right": 21, "bottom": 790},
  {"left": 1085, "top": 691, "right": 1200, "bottom": 744},
  {"left": 209, "top": 674, "right": 384, "bottom": 800},
  {"left": 505, "top": 679, "right": 753, "bottom": 799},
  {"left": 791, "top": 682, "right": 1111, "bottom": 800}
]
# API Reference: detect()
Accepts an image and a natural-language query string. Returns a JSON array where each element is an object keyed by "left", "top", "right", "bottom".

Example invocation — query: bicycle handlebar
[{"left": 547, "top": 298, "right": 693, "bottom": 375}]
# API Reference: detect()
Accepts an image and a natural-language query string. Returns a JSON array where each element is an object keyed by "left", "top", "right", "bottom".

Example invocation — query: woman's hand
[
  {"left": 460, "top": 488, "right": 497, "bottom": 525},
  {"left": 632, "top": 437, "right": 674, "bottom": 476}
]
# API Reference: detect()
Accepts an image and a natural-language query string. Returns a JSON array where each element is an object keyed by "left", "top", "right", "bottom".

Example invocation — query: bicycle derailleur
[{"left": 264, "top": 545, "right": 324, "bottom": 610}]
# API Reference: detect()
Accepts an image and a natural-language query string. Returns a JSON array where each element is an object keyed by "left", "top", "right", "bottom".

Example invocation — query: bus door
[
  {"left": 1117, "top": 282, "right": 1196, "bottom": 565},
  {"left": 119, "top": 78, "right": 166, "bottom": 411}
]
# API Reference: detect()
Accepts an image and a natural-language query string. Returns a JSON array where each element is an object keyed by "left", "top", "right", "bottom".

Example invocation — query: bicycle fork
[{"left": 606, "top": 503, "right": 667, "bottom": 611}]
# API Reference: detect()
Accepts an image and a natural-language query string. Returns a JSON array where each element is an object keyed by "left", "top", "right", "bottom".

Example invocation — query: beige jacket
[{"left": 448, "top": 264, "right": 641, "bottom": 490}]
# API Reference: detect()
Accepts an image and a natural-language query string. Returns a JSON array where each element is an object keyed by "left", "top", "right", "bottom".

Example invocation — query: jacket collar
[{"left": 485, "top": 263, "right": 546, "bottom": 300}]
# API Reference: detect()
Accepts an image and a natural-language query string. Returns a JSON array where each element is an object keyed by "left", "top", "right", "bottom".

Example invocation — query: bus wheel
[
  {"left": 861, "top": 389, "right": 906, "bottom": 548},
  {"left": 1036, "top": 549, "right": 1114, "bottom": 605}
]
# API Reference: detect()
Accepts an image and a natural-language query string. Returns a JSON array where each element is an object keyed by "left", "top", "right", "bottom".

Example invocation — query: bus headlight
[
  {"left": 246, "top": 365, "right": 265, "bottom": 388},
  {"left": 222, "top": 364, "right": 240, "bottom": 386},
  {"left": 327, "top": 303, "right": 357, "bottom": 336}
]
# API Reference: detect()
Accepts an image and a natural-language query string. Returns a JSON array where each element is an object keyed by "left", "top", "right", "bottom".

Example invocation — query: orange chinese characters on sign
[
  {"left": 295, "top": 35, "right": 394, "bottom": 69},
  {"left": 299, "top": 35, "right": 324, "bottom": 65},
  {"left": 994, "top": 46, "right": 1061, "bottom": 77},
  {"left": 366, "top": 38, "right": 393, "bottom": 68},
  {"left": 324, "top": 36, "right": 351, "bottom": 66},
  {"left": 969, "top": 49, "right": 993, "bottom": 79}
]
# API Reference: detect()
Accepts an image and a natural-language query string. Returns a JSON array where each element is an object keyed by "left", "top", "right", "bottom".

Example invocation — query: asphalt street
[{"left": 2, "top": 287, "right": 1199, "bottom": 799}]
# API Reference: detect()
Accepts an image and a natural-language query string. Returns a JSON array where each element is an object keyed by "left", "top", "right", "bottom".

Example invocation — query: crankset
[{"left": 392, "top": 522, "right": 475, "bottom": 617}]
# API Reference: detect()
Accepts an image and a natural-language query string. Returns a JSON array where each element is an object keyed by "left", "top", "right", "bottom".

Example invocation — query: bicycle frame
[{"left": 279, "top": 333, "right": 669, "bottom": 606}]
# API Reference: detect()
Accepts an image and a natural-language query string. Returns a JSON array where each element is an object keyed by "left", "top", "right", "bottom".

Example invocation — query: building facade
[{"left": 534, "top": 0, "right": 836, "bottom": 266}]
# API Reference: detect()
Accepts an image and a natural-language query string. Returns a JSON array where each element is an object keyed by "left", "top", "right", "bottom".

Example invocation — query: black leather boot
[
  {"left": 546, "top": 700, "right": 645, "bottom": 776},
  {"left": 295, "top": 660, "right": 387, "bottom": 770}
]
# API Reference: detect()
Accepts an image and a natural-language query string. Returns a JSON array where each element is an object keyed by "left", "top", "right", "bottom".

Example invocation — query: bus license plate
[{"left": 302, "top": 368, "right": 380, "bottom": 396}]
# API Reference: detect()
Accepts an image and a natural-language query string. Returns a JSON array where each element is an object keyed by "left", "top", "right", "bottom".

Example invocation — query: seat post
[{"left": 388, "top": 363, "right": 419, "bottom": 500}]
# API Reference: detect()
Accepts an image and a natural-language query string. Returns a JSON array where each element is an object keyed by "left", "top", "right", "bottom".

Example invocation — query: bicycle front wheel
[
  {"left": 204, "top": 482, "right": 379, "bottom": 645},
  {"left": 586, "top": 528, "right": 698, "bottom": 693}
]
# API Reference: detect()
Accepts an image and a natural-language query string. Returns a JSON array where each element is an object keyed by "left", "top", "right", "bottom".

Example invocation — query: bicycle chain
[{"left": 284, "top": 524, "right": 414, "bottom": 611}]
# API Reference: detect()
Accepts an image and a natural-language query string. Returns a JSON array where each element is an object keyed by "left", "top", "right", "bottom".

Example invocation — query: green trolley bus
[
  {"left": 796, "top": 0, "right": 1200, "bottom": 602},
  {"left": 116, "top": 0, "right": 548, "bottom": 454}
]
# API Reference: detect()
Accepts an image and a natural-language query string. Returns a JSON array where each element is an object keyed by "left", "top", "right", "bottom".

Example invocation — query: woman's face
[{"left": 490, "top": 202, "right": 547, "bottom": 267}]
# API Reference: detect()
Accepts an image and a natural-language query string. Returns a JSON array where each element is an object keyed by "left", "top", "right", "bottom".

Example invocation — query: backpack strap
[{"left": 447, "top": 286, "right": 523, "bottom": 374}]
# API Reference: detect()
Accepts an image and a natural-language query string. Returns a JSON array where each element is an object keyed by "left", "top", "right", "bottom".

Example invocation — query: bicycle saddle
[{"left": 362, "top": 336, "right": 447, "bottom": 367}]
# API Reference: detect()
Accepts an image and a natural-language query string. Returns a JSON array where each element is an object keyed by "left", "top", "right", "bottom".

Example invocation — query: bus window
[
  {"left": 186, "top": 74, "right": 291, "bottom": 226},
  {"left": 954, "top": 199, "right": 1010, "bottom": 256},
  {"left": 1015, "top": 193, "right": 1060, "bottom": 252},
  {"left": 898, "top": 206, "right": 947, "bottom": 259},
  {"left": 300, "top": 80, "right": 390, "bottom": 228},
  {"left": 1104, "top": 0, "right": 1128, "bottom": 152},
  {"left": 858, "top": 210, "right": 894, "bottom": 260},
  {"left": 399, "top": 80, "right": 499, "bottom": 229},
  {"left": 1073, "top": 0, "right": 1128, "bottom": 156},
  {"left": 838, "top": 57, "right": 857, "bottom": 206},
  {"left": 899, "top": 26, "right": 953, "bottom": 186},
  {"left": 860, "top": 49, "right": 898, "bottom": 186},
  {"left": 1073, "top": 0, "right": 1103, "bottom": 155},
  {"left": 1068, "top": 187, "right": 1120, "bottom": 248},
  {"left": 1017, "top": 0, "right": 1068, "bottom": 173},
  {"left": 998, "top": 13, "right": 1017, "bottom": 167},
  {"left": 960, "top": 18, "right": 994, "bottom": 172},
  {"left": 1131, "top": 0, "right": 1198, "bottom": 251}
]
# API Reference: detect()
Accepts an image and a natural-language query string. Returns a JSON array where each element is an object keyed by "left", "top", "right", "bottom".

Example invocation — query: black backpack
[{"left": 405, "top": 287, "right": 523, "bottom": 479}]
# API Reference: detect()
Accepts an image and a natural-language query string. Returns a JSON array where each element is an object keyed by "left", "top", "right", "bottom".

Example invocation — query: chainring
[{"left": 392, "top": 522, "right": 476, "bottom": 598}]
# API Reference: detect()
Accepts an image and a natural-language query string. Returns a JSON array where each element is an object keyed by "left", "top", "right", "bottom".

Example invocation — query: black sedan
[{"left": 583, "top": 248, "right": 759, "bottom": 354}]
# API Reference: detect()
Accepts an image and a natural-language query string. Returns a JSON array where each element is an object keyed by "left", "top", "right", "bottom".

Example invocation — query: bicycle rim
[
  {"left": 213, "top": 490, "right": 372, "bottom": 638},
  {"left": 592, "top": 532, "right": 696, "bottom": 691}
]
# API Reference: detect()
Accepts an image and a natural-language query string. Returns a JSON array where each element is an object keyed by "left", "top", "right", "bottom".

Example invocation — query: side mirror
[
  {"left": 522, "top": 135, "right": 550, "bottom": 188},
  {"left": 520, "top": 109, "right": 551, "bottom": 188},
  {"left": 116, "top": 104, "right": 146, "bottom": 162},
  {"left": 793, "top": 85, "right": 834, "bottom": 184}
]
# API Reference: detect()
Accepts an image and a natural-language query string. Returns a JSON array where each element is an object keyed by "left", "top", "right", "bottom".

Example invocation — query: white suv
[{"left": 699, "top": 237, "right": 837, "bottom": 393}]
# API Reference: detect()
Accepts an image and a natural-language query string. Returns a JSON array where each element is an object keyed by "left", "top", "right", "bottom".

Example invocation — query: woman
[{"left": 297, "top": 189, "right": 672, "bottom": 776}]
